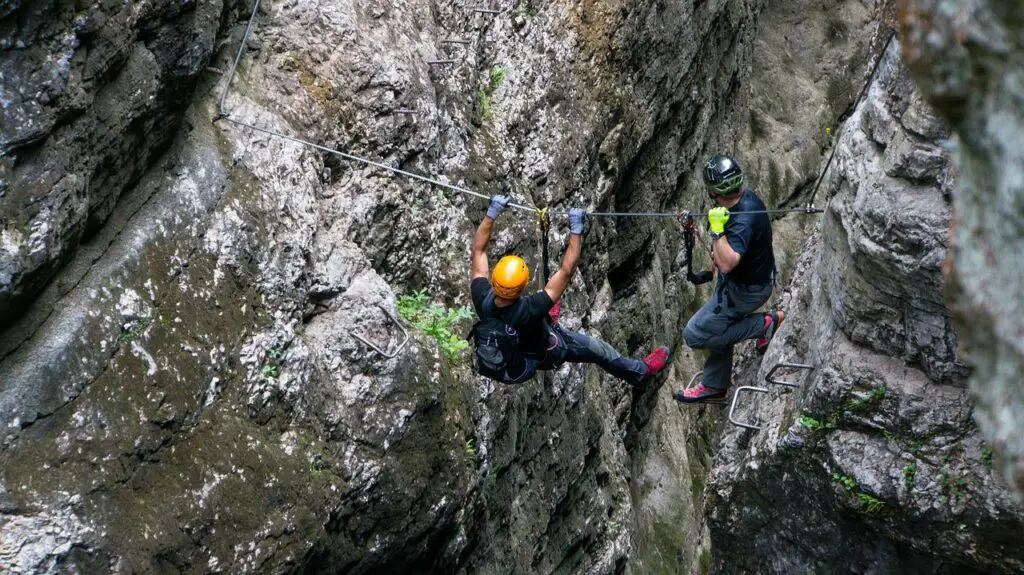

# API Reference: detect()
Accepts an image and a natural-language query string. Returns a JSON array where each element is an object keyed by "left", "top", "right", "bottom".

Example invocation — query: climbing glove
[
  {"left": 487, "top": 195, "right": 510, "bottom": 220},
  {"left": 568, "top": 208, "right": 586, "bottom": 235},
  {"left": 708, "top": 207, "right": 730, "bottom": 235}
]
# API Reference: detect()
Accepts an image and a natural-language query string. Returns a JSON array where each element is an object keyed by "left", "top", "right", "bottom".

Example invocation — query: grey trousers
[
  {"left": 537, "top": 326, "right": 649, "bottom": 385},
  {"left": 684, "top": 277, "right": 773, "bottom": 390}
]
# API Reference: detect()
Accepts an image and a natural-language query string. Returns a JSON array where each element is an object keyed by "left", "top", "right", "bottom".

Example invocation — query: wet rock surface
[
  {"left": 0, "top": 0, "right": 235, "bottom": 329},
  {"left": 704, "top": 40, "right": 1024, "bottom": 574},
  {"left": 4, "top": 0, "right": 1018, "bottom": 572},
  {"left": 1, "top": 0, "right": 773, "bottom": 571}
]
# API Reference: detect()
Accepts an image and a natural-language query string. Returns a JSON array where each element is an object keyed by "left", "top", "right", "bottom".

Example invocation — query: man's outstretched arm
[
  {"left": 543, "top": 209, "right": 585, "bottom": 302},
  {"left": 472, "top": 196, "right": 510, "bottom": 280}
]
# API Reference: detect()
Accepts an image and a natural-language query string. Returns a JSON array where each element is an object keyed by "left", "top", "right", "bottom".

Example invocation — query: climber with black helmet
[
  {"left": 469, "top": 196, "right": 670, "bottom": 385},
  {"left": 675, "top": 154, "right": 783, "bottom": 403}
]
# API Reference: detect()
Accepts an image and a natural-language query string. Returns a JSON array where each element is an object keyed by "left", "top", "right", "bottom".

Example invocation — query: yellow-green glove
[{"left": 708, "top": 207, "right": 730, "bottom": 234}]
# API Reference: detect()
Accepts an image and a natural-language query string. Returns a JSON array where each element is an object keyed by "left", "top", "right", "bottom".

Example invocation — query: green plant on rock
[
  {"left": 833, "top": 472, "right": 858, "bottom": 492},
  {"left": 847, "top": 385, "right": 886, "bottom": 412},
  {"left": 605, "top": 519, "right": 622, "bottom": 537},
  {"left": 464, "top": 438, "right": 478, "bottom": 462},
  {"left": 937, "top": 467, "right": 968, "bottom": 505},
  {"left": 261, "top": 347, "right": 284, "bottom": 379},
  {"left": 981, "top": 447, "right": 994, "bottom": 467},
  {"left": 903, "top": 462, "right": 917, "bottom": 492},
  {"left": 118, "top": 318, "right": 151, "bottom": 343},
  {"left": 478, "top": 89, "right": 492, "bottom": 121},
  {"left": 833, "top": 472, "right": 887, "bottom": 514},
  {"left": 799, "top": 414, "right": 823, "bottom": 430},
  {"left": 857, "top": 492, "right": 886, "bottom": 514},
  {"left": 398, "top": 289, "right": 475, "bottom": 363},
  {"left": 489, "top": 66, "right": 506, "bottom": 90}
]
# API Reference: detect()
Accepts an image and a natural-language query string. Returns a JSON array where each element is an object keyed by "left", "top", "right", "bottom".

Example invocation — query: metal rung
[
  {"left": 427, "top": 59, "right": 458, "bottom": 66},
  {"left": 766, "top": 362, "right": 815, "bottom": 388},
  {"left": 728, "top": 386, "right": 769, "bottom": 430},
  {"left": 441, "top": 39, "right": 472, "bottom": 45},
  {"left": 685, "top": 371, "right": 703, "bottom": 390},
  {"left": 392, "top": 109, "right": 418, "bottom": 115},
  {"left": 472, "top": 8, "right": 503, "bottom": 14},
  {"left": 351, "top": 305, "right": 410, "bottom": 359}
]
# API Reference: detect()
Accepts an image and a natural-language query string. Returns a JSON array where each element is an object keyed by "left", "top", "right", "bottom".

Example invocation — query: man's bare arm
[
  {"left": 471, "top": 217, "right": 494, "bottom": 279},
  {"left": 543, "top": 233, "right": 582, "bottom": 302},
  {"left": 712, "top": 236, "right": 741, "bottom": 274}
]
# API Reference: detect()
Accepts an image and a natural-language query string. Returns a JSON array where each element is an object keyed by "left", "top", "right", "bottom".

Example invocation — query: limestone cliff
[
  {"left": 3, "top": 0, "right": 1020, "bottom": 573},
  {"left": 899, "top": 0, "right": 1024, "bottom": 499},
  {"left": 704, "top": 40, "right": 1024, "bottom": 574}
]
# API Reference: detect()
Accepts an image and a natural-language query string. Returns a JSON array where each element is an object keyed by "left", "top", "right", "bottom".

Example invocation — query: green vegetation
[
  {"left": 118, "top": 318, "right": 151, "bottom": 343},
  {"left": 981, "top": 446, "right": 994, "bottom": 466},
  {"left": 261, "top": 347, "right": 284, "bottom": 379},
  {"left": 833, "top": 472, "right": 887, "bottom": 514},
  {"left": 699, "top": 548, "right": 713, "bottom": 575},
  {"left": 834, "top": 472, "right": 858, "bottom": 492},
  {"left": 464, "top": 438, "right": 477, "bottom": 462},
  {"left": 937, "top": 467, "right": 968, "bottom": 505},
  {"left": 847, "top": 386, "right": 886, "bottom": 412},
  {"left": 857, "top": 492, "right": 886, "bottom": 513},
  {"left": 799, "top": 414, "right": 825, "bottom": 430},
  {"left": 884, "top": 430, "right": 926, "bottom": 454},
  {"left": 903, "top": 462, "right": 917, "bottom": 492},
  {"left": 398, "top": 289, "right": 474, "bottom": 362},
  {"left": 489, "top": 66, "right": 506, "bottom": 90},
  {"left": 478, "top": 66, "right": 507, "bottom": 121},
  {"left": 605, "top": 519, "right": 622, "bottom": 537},
  {"left": 519, "top": 3, "right": 537, "bottom": 17},
  {"left": 479, "top": 89, "right": 492, "bottom": 121}
]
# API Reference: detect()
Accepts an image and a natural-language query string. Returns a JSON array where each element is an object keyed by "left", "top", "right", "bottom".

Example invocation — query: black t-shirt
[
  {"left": 723, "top": 189, "right": 775, "bottom": 285},
  {"left": 471, "top": 277, "right": 554, "bottom": 356}
]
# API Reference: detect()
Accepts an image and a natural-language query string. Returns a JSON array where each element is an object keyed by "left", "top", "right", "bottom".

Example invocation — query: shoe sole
[{"left": 674, "top": 391, "right": 727, "bottom": 404}]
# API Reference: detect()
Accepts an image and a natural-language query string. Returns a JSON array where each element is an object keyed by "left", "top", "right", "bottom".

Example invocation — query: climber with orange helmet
[{"left": 469, "top": 195, "right": 670, "bottom": 385}]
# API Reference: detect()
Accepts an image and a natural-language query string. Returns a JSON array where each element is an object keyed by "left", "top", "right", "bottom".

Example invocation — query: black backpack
[{"left": 469, "top": 296, "right": 536, "bottom": 384}]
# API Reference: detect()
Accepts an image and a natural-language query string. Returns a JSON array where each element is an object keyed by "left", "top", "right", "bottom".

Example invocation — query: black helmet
[{"left": 703, "top": 155, "right": 744, "bottom": 195}]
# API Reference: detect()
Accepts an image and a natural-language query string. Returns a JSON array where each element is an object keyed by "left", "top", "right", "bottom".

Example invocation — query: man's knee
[{"left": 684, "top": 319, "right": 705, "bottom": 349}]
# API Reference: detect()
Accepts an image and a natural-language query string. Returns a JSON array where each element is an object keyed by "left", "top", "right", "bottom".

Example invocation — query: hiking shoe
[
  {"left": 643, "top": 346, "right": 670, "bottom": 376},
  {"left": 548, "top": 299, "right": 561, "bottom": 325},
  {"left": 756, "top": 310, "right": 784, "bottom": 355},
  {"left": 674, "top": 384, "right": 727, "bottom": 403}
]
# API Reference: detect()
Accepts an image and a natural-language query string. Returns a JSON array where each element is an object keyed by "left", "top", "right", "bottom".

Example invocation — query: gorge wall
[
  {"left": 2, "top": 0, "right": 1021, "bottom": 573},
  {"left": 704, "top": 39, "right": 1024, "bottom": 574}
]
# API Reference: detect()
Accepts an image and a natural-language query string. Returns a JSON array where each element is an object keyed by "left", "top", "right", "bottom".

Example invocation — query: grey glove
[
  {"left": 568, "top": 208, "right": 586, "bottom": 235},
  {"left": 487, "top": 195, "right": 510, "bottom": 220}
]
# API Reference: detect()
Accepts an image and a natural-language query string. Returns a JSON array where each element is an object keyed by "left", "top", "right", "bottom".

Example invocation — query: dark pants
[
  {"left": 684, "top": 277, "right": 773, "bottom": 390},
  {"left": 537, "top": 326, "right": 648, "bottom": 385}
]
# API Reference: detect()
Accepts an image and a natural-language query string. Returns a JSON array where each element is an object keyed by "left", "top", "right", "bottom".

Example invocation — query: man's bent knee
[{"left": 684, "top": 321, "right": 705, "bottom": 349}]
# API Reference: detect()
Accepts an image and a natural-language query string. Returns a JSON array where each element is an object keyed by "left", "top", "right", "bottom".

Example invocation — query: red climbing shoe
[
  {"left": 643, "top": 346, "right": 670, "bottom": 376},
  {"left": 674, "top": 384, "right": 727, "bottom": 403},
  {"left": 548, "top": 299, "right": 561, "bottom": 325},
  {"left": 756, "top": 310, "right": 784, "bottom": 355}
]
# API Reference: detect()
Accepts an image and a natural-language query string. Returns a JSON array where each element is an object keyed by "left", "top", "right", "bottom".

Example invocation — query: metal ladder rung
[
  {"left": 765, "top": 362, "right": 815, "bottom": 388},
  {"left": 350, "top": 305, "right": 410, "bottom": 359},
  {"left": 728, "top": 386, "right": 769, "bottom": 430}
]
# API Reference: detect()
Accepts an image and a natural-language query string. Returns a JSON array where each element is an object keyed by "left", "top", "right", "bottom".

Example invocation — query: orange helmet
[{"left": 491, "top": 255, "right": 530, "bottom": 299}]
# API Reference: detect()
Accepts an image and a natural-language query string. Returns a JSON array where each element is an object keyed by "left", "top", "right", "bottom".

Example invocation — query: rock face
[
  {"left": 898, "top": 0, "right": 1024, "bottom": 498},
  {"left": 6, "top": 0, "right": 1004, "bottom": 572},
  {"left": 1, "top": 0, "right": 779, "bottom": 571},
  {"left": 705, "top": 40, "right": 1024, "bottom": 573},
  {"left": 0, "top": 0, "right": 233, "bottom": 329}
]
